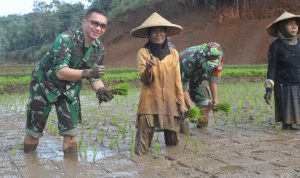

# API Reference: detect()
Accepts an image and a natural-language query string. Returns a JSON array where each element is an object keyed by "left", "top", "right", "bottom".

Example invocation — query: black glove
[
  {"left": 82, "top": 65, "right": 105, "bottom": 79},
  {"left": 96, "top": 87, "right": 114, "bottom": 105},
  {"left": 264, "top": 88, "right": 272, "bottom": 105}
]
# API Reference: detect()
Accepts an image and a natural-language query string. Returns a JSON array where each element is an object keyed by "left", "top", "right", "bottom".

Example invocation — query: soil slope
[{"left": 103, "top": 0, "right": 300, "bottom": 67}]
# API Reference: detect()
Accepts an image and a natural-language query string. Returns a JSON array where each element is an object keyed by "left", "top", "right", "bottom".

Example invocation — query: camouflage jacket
[
  {"left": 30, "top": 29, "right": 104, "bottom": 103},
  {"left": 179, "top": 44, "right": 223, "bottom": 91}
]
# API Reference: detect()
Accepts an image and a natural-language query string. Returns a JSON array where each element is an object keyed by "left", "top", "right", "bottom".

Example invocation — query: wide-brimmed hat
[
  {"left": 130, "top": 12, "right": 182, "bottom": 38},
  {"left": 266, "top": 11, "right": 300, "bottom": 37}
]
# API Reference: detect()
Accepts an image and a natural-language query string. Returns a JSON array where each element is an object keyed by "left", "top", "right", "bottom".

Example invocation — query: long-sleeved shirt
[{"left": 267, "top": 39, "right": 300, "bottom": 85}]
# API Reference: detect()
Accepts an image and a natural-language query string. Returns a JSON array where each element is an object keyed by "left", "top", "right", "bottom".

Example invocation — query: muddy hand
[
  {"left": 145, "top": 60, "right": 155, "bottom": 70},
  {"left": 82, "top": 65, "right": 105, "bottom": 79}
]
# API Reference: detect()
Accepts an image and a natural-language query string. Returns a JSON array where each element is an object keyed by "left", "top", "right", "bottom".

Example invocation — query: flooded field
[{"left": 1, "top": 82, "right": 300, "bottom": 177}]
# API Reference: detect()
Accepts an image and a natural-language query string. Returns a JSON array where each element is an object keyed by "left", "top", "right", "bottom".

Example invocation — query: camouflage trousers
[{"left": 26, "top": 92, "right": 81, "bottom": 138}]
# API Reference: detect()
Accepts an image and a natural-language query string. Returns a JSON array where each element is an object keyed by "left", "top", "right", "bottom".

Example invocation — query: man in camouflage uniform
[
  {"left": 24, "top": 8, "right": 113, "bottom": 154},
  {"left": 180, "top": 42, "right": 224, "bottom": 129}
]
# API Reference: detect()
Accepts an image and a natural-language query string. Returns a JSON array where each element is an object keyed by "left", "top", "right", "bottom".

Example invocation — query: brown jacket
[{"left": 137, "top": 47, "right": 184, "bottom": 117}]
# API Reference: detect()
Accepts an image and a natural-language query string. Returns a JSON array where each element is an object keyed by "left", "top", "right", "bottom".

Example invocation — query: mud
[{"left": 1, "top": 89, "right": 300, "bottom": 178}]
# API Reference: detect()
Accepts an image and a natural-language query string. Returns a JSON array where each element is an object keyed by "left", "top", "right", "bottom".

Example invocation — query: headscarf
[{"left": 144, "top": 27, "right": 170, "bottom": 60}]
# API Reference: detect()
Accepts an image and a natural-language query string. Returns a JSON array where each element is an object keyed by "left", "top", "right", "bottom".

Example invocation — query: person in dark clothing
[{"left": 265, "top": 12, "right": 300, "bottom": 130}]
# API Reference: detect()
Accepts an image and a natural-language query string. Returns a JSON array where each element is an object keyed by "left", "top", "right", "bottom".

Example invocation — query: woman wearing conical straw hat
[
  {"left": 130, "top": 12, "right": 185, "bottom": 155},
  {"left": 265, "top": 12, "right": 300, "bottom": 130}
]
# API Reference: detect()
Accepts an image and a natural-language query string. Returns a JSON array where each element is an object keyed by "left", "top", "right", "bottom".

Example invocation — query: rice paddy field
[{"left": 1, "top": 64, "right": 300, "bottom": 177}]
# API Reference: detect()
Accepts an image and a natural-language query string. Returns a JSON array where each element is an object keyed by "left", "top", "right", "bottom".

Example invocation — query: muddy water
[{"left": 1, "top": 90, "right": 300, "bottom": 177}]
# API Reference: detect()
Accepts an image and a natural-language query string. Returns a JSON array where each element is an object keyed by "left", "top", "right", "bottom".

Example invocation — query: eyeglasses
[{"left": 86, "top": 19, "right": 107, "bottom": 29}]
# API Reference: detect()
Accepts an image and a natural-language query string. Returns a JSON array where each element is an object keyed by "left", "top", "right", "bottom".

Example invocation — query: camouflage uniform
[
  {"left": 180, "top": 43, "right": 224, "bottom": 127},
  {"left": 26, "top": 29, "right": 104, "bottom": 138}
]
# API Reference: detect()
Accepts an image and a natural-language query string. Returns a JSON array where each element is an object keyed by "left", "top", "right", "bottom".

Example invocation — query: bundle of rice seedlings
[
  {"left": 186, "top": 106, "right": 202, "bottom": 122},
  {"left": 111, "top": 82, "right": 129, "bottom": 96},
  {"left": 216, "top": 102, "right": 232, "bottom": 113}
]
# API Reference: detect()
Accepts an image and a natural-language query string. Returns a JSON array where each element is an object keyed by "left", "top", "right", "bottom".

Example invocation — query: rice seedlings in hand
[
  {"left": 216, "top": 102, "right": 232, "bottom": 114},
  {"left": 186, "top": 107, "right": 202, "bottom": 122},
  {"left": 184, "top": 132, "right": 191, "bottom": 148},
  {"left": 111, "top": 82, "right": 130, "bottom": 96}
]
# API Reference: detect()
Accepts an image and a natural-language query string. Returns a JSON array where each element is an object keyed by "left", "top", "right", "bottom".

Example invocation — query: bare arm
[
  {"left": 183, "top": 90, "right": 192, "bottom": 109},
  {"left": 56, "top": 67, "right": 84, "bottom": 81},
  {"left": 210, "top": 82, "right": 218, "bottom": 106}
]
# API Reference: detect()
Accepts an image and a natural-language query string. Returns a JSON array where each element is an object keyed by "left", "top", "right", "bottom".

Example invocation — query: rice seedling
[
  {"left": 184, "top": 132, "right": 191, "bottom": 148},
  {"left": 154, "top": 143, "right": 160, "bottom": 156},
  {"left": 96, "top": 129, "right": 104, "bottom": 144},
  {"left": 192, "top": 138, "right": 200, "bottom": 154},
  {"left": 216, "top": 102, "right": 232, "bottom": 113},
  {"left": 88, "top": 124, "right": 95, "bottom": 137},
  {"left": 186, "top": 107, "right": 202, "bottom": 122},
  {"left": 78, "top": 137, "right": 83, "bottom": 150},
  {"left": 130, "top": 143, "right": 135, "bottom": 157},
  {"left": 9, "top": 142, "right": 20, "bottom": 156},
  {"left": 121, "top": 125, "right": 126, "bottom": 139},
  {"left": 92, "top": 146, "right": 97, "bottom": 162},
  {"left": 83, "top": 142, "right": 88, "bottom": 158},
  {"left": 111, "top": 82, "right": 130, "bottom": 96},
  {"left": 130, "top": 128, "right": 135, "bottom": 143}
]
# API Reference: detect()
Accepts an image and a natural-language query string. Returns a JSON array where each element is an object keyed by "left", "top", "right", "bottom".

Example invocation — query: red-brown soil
[{"left": 103, "top": 0, "right": 300, "bottom": 67}]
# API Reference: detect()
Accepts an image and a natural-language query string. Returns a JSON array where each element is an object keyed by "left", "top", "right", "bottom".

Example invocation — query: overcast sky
[{"left": 0, "top": 0, "right": 90, "bottom": 17}]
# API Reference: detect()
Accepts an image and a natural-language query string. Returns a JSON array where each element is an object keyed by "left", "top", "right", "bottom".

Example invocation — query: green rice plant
[
  {"left": 112, "top": 116, "right": 119, "bottom": 127},
  {"left": 234, "top": 114, "right": 239, "bottom": 127},
  {"left": 130, "top": 129, "right": 135, "bottom": 143},
  {"left": 216, "top": 102, "right": 232, "bottom": 113},
  {"left": 121, "top": 125, "right": 126, "bottom": 139},
  {"left": 93, "top": 146, "right": 97, "bottom": 162},
  {"left": 273, "top": 124, "right": 281, "bottom": 135},
  {"left": 192, "top": 138, "right": 200, "bottom": 154},
  {"left": 186, "top": 107, "right": 202, "bottom": 122},
  {"left": 184, "top": 132, "right": 191, "bottom": 148},
  {"left": 78, "top": 137, "right": 83, "bottom": 150},
  {"left": 96, "top": 129, "right": 104, "bottom": 144},
  {"left": 111, "top": 82, "right": 130, "bottom": 96},
  {"left": 9, "top": 142, "right": 20, "bottom": 156},
  {"left": 83, "top": 142, "right": 88, "bottom": 158},
  {"left": 156, "top": 132, "right": 160, "bottom": 142},
  {"left": 154, "top": 143, "right": 160, "bottom": 156},
  {"left": 88, "top": 124, "right": 95, "bottom": 137},
  {"left": 130, "top": 143, "right": 135, "bottom": 157},
  {"left": 254, "top": 115, "right": 261, "bottom": 125},
  {"left": 213, "top": 115, "right": 219, "bottom": 125}
]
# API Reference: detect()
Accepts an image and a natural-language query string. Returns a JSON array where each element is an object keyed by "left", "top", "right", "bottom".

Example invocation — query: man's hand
[
  {"left": 96, "top": 87, "right": 114, "bottom": 105},
  {"left": 264, "top": 88, "right": 272, "bottom": 105},
  {"left": 82, "top": 65, "right": 105, "bottom": 79},
  {"left": 145, "top": 60, "right": 155, "bottom": 70}
]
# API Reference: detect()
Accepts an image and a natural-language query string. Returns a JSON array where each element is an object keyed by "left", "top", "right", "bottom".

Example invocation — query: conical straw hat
[
  {"left": 266, "top": 11, "right": 300, "bottom": 37},
  {"left": 130, "top": 12, "right": 182, "bottom": 38}
]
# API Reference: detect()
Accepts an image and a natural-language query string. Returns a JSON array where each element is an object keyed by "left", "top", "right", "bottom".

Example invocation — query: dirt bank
[{"left": 103, "top": 0, "right": 300, "bottom": 67}]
